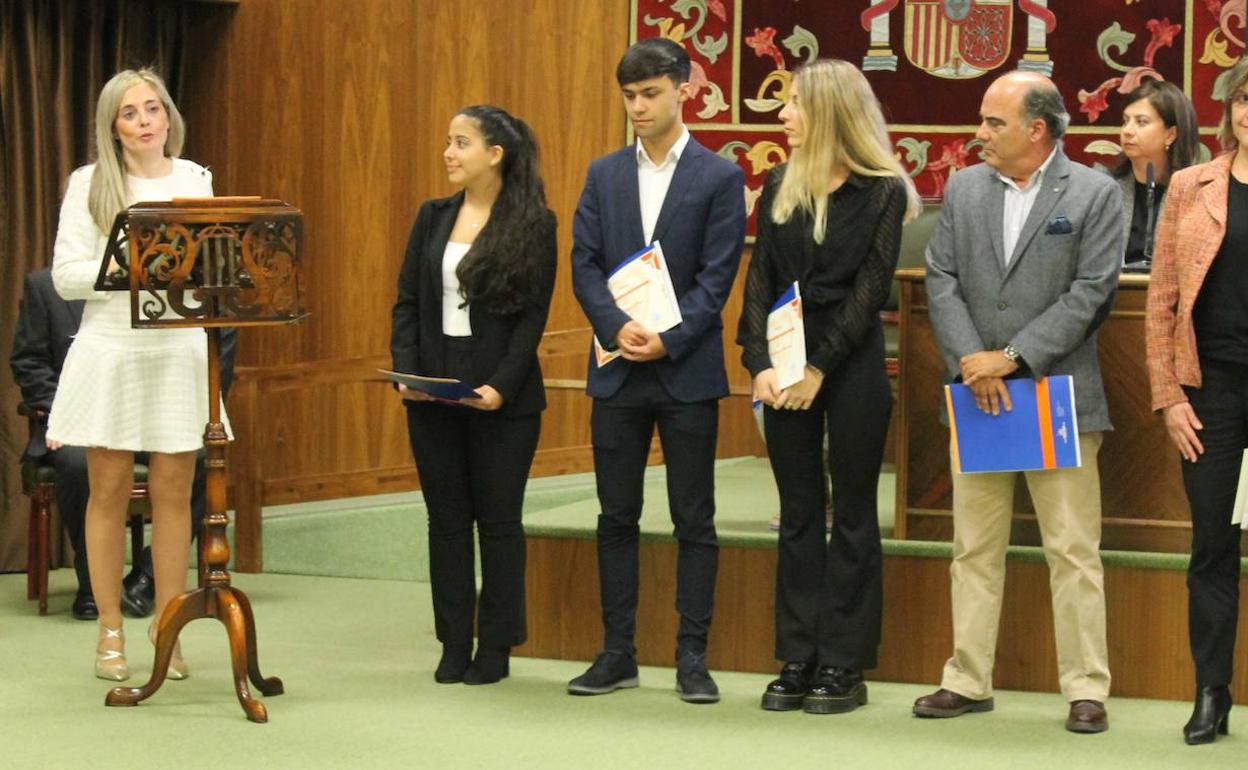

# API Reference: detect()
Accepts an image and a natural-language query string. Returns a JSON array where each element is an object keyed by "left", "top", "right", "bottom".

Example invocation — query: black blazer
[
  {"left": 390, "top": 192, "right": 557, "bottom": 417},
  {"left": 10, "top": 268, "right": 238, "bottom": 459}
]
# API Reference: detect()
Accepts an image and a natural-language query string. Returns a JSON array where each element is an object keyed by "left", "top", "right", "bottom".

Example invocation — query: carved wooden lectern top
[{"left": 96, "top": 197, "right": 306, "bottom": 327}]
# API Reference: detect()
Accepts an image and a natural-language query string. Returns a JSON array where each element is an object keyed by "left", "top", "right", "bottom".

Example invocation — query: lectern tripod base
[{"left": 105, "top": 584, "right": 283, "bottom": 723}]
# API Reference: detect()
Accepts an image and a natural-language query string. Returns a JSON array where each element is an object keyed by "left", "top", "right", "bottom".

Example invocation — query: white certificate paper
[
  {"left": 1232, "top": 449, "right": 1248, "bottom": 528},
  {"left": 767, "top": 281, "right": 806, "bottom": 390},
  {"left": 593, "top": 241, "right": 683, "bottom": 366}
]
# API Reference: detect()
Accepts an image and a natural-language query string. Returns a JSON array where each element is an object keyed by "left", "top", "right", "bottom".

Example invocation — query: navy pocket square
[{"left": 1045, "top": 216, "right": 1073, "bottom": 235}]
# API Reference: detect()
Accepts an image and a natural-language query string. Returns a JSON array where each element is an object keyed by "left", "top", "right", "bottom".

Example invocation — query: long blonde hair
[
  {"left": 771, "top": 59, "right": 920, "bottom": 242},
  {"left": 87, "top": 68, "right": 185, "bottom": 232}
]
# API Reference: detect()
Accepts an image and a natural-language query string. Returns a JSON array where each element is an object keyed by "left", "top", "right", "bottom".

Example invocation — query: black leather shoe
[
  {"left": 1184, "top": 686, "right": 1231, "bottom": 745},
  {"left": 463, "top": 647, "right": 510, "bottom": 685},
  {"left": 120, "top": 571, "right": 154, "bottom": 618},
  {"left": 567, "top": 651, "right": 639, "bottom": 695},
  {"left": 71, "top": 590, "right": 98, "bottom": 621},
  {"left": 803, "top": 666, "right": 867, "bottom": 714},
  {"left": 675, "top": 650, "right": 719, "bottom": 704},
  {"left": 434, "top": 644, "right": 472, "bottom": 684},
  {"left": 762, "top": 661, "right": 815, "bottom": 711}
]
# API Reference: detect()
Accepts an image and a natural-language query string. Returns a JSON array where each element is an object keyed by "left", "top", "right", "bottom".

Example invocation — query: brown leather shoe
[
  {"left": 1066, "top": 700, "right": 1108, "bottom": 733},
  {"left": 913, "top": 688, "right": 994, "bottom": 718}
]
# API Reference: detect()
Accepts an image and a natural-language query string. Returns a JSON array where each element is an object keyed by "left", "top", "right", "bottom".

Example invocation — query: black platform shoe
[
  {"left": 434, "top": 644, "right": 472, "bottom": 684},
  {"left": 1184, "top": 686, "right": 1231, "bottom": 745},
  {"left": 463, "top": 647, "right": 510, "bottom": 685},
  {"left": 803, "top": 666, "right": 868, "bottom": 714},
  {"left": 761, "top": 661, "right": 815, "bottom": 711}
]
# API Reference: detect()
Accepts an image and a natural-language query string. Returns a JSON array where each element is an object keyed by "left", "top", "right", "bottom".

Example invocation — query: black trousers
[
  {"left": 764, "top": 324, "right": 890, "bottom": 669},
  {"left": 49, "top": 446, "right": 209, "bottom": 593},
  {"left": 1182, "top": 359, "right": 1248, "bottom": 687},
  {"left": 405, "top": 336, "right": 540, "bottom": 649},
  {"left": 592, "top": 364, "right": 719, "bottom": 657}
]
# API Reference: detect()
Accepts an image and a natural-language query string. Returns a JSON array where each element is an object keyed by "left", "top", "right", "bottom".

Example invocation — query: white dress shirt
[
  {"left": 441, "top": 241, "right": 473, "bottom": 336},
  {"left": 997, "top": 146, "right": 1058, "bottom": 266},
  {"left": 637, "top": 126, "right": 691, "bottom": 244}
]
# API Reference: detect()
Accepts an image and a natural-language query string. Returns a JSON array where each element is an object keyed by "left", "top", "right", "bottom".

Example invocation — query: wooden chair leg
[
  {"left": 36, "top": 493, "right": 50, "bottom": 616},
  {"left": 26, "top": 497, "right": 37, "bottom": 601}
]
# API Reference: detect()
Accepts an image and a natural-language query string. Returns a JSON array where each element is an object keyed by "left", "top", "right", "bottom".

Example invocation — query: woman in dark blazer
[
  {"left": 390, "top": 105, "right": 556, "bottom": 685},
  {"left": 1146, "top": 56, "right": 1248, "bottom": 744},
  {"left": 737, "top": 60, "right": 919, "bottom": 715},
  {"left": 1106, "top": 79, "right": 1200, "bottom": 268}
]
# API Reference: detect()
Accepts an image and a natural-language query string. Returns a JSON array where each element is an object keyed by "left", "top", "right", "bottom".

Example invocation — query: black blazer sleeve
[
  {"left": 484, "top": 213, "right": 558, "bottom": 404},
  {"left": 737, "top": 170, "right": 781, "bottom": 377},
  {"left": 10, "top": 273, "right": 59, "bottom": 411},
  {"left": 807, "top": 177, "right": 906, "bottom": 375},
  {"left": 391, "top": 202, "right": 433, "bottom": 374}
]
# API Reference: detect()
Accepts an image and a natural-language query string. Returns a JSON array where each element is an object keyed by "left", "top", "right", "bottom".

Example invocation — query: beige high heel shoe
[
  {"left": 95, "top": 624, "right": 129, "bottom": 681},
  {"left": 148, "top": 622, "right": 190, "bottom": 680}
]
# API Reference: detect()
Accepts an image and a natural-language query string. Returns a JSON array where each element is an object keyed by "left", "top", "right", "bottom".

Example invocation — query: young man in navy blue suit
[{"left": 567, "top": 38, "right": 746, "bottom": 703}]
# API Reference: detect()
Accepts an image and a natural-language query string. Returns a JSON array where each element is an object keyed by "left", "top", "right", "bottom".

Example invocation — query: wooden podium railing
[{"left": 95, "top": 197, "right": 306, "bottom": 722}]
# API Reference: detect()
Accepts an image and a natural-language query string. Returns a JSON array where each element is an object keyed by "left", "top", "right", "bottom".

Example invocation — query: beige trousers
[{"left": 940, "top": 432, "right": 1111, "bottom": 702}]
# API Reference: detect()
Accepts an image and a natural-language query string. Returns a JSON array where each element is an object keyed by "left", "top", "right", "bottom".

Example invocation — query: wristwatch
[{"left": 1003, "top": 343, "right": 1022, "bottom": 364}]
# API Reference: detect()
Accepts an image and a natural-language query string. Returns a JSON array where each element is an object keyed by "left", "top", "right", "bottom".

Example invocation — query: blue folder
[
  {"left": 378, "top": 369, "right": 480, "bottom": 401},
  {"left": 771, "top": 281, "right": 799, "bottom": 313},
  {"left": 945, "top": 376, "right": 1080, "bottom": 473}
]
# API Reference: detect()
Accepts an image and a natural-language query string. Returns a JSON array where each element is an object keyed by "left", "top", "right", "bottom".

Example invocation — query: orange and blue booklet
[{"left": 945, "top": 375, "right": 1080, "bottom": 473}]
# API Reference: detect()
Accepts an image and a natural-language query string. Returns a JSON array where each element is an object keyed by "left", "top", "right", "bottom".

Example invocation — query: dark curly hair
[{"left": 454, "top": 105, "right": 553, "bottom": 314}]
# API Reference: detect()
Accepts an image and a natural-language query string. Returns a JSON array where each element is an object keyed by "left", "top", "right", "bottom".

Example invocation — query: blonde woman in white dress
[{"left": 48, "top": 69, "right": 223, "bottom": 681}]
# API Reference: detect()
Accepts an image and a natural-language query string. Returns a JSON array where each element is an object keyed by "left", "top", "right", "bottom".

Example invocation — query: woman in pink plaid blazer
[{"left": 1146, "top": 56, "right": 1248, "bottom": 746}]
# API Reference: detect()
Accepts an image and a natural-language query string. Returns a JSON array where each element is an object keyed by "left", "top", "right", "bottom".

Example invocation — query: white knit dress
[{"left": 46, "top": 159, "right": 231, "bottom": 453}]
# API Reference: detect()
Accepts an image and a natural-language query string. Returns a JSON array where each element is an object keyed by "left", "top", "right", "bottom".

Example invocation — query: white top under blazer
[
  {"left": 47, "top": 158, "right": 231, "bottom": 452},
  {"left": 441, "top": 241, "right": 473, "bottom": 337}
]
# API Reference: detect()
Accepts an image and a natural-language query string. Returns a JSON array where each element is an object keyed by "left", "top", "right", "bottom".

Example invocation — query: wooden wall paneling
[
  {"left": 181, "top": 1, "right": 777, "bottom": 571},
  {"left": 178, "top": 1, "right": 637, "bottom": 569}
]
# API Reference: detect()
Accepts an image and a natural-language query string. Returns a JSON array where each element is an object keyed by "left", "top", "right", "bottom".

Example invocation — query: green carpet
[{"left": 4, "top": 569, "right": 1231, "bottom": 769}]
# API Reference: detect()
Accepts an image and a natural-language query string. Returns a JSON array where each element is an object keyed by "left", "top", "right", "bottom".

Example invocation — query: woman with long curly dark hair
[{"left": 390, "top": 105, "right": 556, "bottom": 685}]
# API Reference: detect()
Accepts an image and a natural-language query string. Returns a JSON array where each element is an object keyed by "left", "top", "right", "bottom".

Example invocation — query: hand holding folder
[
  {"left": 945, "top": 376, "right": 1081, "bottom": 473},
  {"left": 593, "top": 242, "right": 683, "bottom": 366},
  {"left": 767, "top": 282, "right": 806, "bottom": 390}
]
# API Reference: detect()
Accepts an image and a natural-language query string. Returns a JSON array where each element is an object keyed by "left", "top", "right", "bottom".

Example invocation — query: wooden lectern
[{"left": 95, "top": 197, "right": 306, "bottom": 722}]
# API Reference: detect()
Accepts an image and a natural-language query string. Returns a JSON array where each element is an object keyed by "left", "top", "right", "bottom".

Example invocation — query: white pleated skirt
[{"left": 47, "top": 297, "right": 231, "bottom": 453}]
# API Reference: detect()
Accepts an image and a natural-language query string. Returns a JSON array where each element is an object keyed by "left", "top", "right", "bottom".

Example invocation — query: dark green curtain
[{"left": 0, "top": 0, "right": 193, "bottom": 572}]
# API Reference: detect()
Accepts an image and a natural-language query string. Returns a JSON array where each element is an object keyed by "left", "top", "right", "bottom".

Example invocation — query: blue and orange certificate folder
[{"left": 944, "top": 375, "right": 1081, "bottom": 473}]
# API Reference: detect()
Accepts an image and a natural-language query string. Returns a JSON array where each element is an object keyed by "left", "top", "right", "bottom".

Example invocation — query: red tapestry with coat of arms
[{"left": 632, "top": 0, "right": 1245, "bottom": 233}]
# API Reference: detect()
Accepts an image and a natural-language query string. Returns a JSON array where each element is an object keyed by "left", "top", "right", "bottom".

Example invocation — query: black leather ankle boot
[
  {"left": 1183, "top": 685, "right": 1231, "bottom": 745},
  {"left": 434, "top": 644, "right": 472, "bottom": 684},
  {"left": 463, "top": 646, "right": 510, "bottom": 685}
]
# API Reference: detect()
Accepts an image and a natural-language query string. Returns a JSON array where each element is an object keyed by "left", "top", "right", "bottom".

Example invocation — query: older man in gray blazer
[{"left": 913, "top": 72, "right": 1124, "bottom": 734}]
